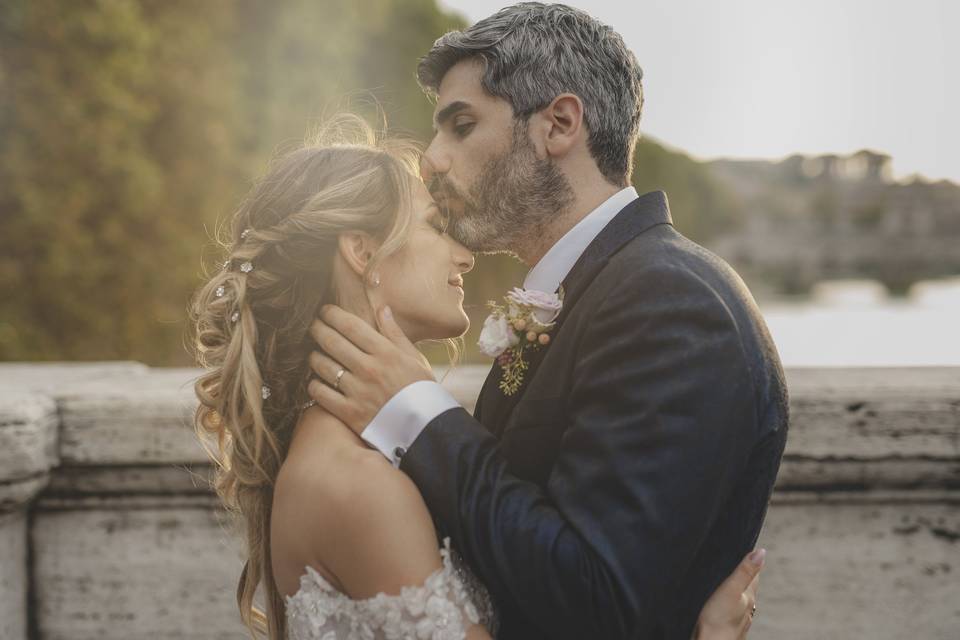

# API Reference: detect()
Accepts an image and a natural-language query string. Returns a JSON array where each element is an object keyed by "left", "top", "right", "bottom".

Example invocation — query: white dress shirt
[{"left": 362, "top": 186, "right": 640, "bottom": 466}]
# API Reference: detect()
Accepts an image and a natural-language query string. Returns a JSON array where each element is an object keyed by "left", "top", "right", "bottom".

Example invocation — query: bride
[{"left": 190, "top": 117, "right": 764, "bottom": 640}]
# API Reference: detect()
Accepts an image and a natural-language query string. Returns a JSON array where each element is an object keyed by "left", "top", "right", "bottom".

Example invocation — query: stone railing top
[
  {"left": 0, "top": 361, "right": 149, "bottom": 395},
  {"left": 784, "top": 366, "right": 960, "bottom": 398},
  {"left": 781, "top": 367, "right": 960, "bottom": 460},
  {"left": 0, "top": 391, "right": 58, "bottom": 478},
  {"left": 0, "top": 390, "right": 59, "bottom": 510}
]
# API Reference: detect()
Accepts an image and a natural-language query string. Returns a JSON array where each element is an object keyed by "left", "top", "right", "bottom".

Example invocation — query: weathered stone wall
[{"left": 0, "top": 363, "right": 957, "bottom": 639}]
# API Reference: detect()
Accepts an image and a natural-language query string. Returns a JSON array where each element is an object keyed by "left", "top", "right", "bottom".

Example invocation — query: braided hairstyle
[{"left": 189, "top": 115, "right": 421, "bottom": 639}]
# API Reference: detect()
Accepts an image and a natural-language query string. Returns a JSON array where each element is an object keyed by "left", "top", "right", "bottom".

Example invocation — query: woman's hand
[
  {"left": 307, "top": 305, "right": 434, "bottom": 437},
  {"left": 692, "top": 548, "right": 765, "bottom": 640}
]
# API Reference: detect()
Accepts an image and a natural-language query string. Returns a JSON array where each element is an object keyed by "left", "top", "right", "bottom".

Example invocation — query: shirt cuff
[{"left": 361, "top": 380, "right": 460, "bottom": 467}]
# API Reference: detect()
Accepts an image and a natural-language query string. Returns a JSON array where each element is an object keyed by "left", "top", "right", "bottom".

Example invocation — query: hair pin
[
  {"left": 240, "top": 261, "right": 254, "bottom": 273},
  {"left": 261, "top": 385, "right": 271, "bottom": 400},
  {"left": 222, "top": 259, "right": 230, "bottom": 271},
  {"left": 215, "top": 285, "right": 225, "bottom": 298},
  {"left": 231, "top": 311, "right": 240, "bottom": 323},
  {"left": 241, "top": 228, "right": 252, "bottom": 240}
]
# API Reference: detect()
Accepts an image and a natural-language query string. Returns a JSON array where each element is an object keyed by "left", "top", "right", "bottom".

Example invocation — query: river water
[{"left": 761, "top": 276, "right": 960, "bottom": 367}]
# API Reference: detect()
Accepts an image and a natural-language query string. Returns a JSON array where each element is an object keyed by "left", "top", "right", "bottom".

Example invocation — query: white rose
[
  {"left": 477, "top": 313, "right": 519, "bottom": 357},
  {"left": 506, "top": 287, "right": 562, "bottom": 324}
]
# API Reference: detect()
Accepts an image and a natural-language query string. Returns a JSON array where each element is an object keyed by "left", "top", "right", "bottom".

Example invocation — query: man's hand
[{"left": 306, "top": 305, "right": 435, "bottom": 436}]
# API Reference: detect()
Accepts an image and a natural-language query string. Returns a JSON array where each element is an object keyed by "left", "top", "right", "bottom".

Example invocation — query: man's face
[{"left": 422, "top": 59, "right": 572, "bottom": 255}]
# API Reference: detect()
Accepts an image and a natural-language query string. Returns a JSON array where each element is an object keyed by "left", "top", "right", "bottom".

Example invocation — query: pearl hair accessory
[
  {"left": 215, "top": 285, "right": 225, "bottom": 298},
  {"left": 231, "top": 311, "right": 239, "bottom": 323},
  {"left": 261, "top": 385, "right": 271, "bottom": 400},
  {"left": 240, "top": 261, "right": 254, "bottom": 273},
  {"left": 240, "top": 228, "right": 251, "bottom": 240}
]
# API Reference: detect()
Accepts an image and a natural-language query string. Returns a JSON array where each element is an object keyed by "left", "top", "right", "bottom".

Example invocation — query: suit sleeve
[{"left": 400, "top": 265, "right": 757, "bottom": 638}]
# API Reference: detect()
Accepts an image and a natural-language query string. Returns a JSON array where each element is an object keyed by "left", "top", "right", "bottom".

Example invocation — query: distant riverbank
[{"left": 761, "top": 276, "right": 960, "bottom": 367}]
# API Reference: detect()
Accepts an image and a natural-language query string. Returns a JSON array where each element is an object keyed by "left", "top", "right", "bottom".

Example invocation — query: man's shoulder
[
  {"left": 596, "top": 225, "right": 750, "bottom": 302},
  {"left": 616, "top": 224, "right": 731, "bottom": 274}
]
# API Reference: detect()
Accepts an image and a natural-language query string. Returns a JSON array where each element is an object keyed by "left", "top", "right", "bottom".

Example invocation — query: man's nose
[{"left": 421, "top": 139, "right": 450, "bottom": 182}]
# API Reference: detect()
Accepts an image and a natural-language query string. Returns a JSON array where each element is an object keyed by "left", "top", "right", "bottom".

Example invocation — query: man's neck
[{"left": 514, "top": 182, "right": 623, "bottom": 267}]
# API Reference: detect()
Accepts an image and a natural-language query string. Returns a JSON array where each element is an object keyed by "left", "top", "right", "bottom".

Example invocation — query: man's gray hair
[{"left": 418, "top": 2, "right": 644, "bottom": 186}]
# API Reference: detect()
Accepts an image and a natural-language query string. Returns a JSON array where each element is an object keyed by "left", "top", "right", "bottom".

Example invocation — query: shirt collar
[{"left": 523, "top": 186, "right": 639, "bottom": 293}]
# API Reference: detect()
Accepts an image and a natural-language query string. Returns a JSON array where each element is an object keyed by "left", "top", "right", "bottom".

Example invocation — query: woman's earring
[{"left": 370, "top": 272, "right": 381, "bottom": 288}]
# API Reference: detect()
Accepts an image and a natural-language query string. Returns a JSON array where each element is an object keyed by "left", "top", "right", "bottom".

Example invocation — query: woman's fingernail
[
  {"left": 748, "top": 549, "right": 767, "bottom": 566},
  {"left": 382, "top": 306, "right": 393, "bottom": 320}
]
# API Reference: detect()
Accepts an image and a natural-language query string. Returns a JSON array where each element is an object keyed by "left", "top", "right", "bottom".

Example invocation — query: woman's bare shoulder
[
  {"left": 273, "top": 407, "right": 441, "bottom": 597},
  {"left": 275, "top": 408, "right": 393, "bottom": 531}
]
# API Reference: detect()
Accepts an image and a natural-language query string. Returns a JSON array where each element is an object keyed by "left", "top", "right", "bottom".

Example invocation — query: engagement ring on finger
[
  {"left": 750, "top": 605, "right": 757, "bottom": 618},
  {"left": 334, "top": 368, "right": 346, "bottom": 390}
]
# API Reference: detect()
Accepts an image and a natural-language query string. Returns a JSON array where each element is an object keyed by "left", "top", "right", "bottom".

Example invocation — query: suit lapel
[
  {"left": 487, "top": 334, "right": 553, "bottom": 436},
  {"left": 480, "top": 191, "right": 674, "bottom": 436},
  {"left": 474, "top": 360, "right": 500, "bottom": 426},
  {"left": 554, "top": 190, "right": 672, "bottom": 327}
]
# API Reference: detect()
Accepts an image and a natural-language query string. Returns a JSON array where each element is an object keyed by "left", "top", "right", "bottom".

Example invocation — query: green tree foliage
[
  {"left": 0, "top": 0, "right": 463, "bottom": 364},
  {"left": 632, "top": 137, "right": 742, "bottom": 242}
]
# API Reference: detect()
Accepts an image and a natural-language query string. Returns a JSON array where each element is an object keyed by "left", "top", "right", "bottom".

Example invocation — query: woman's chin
[
  {"left": 452, "top": 312, "right": 471, "bottom": 338},
  {"left": 407, "top": 313, "right": 470, "bottom": 343},
  {"left": 420, "top": 315, "right": 470, "bottom": 341}
]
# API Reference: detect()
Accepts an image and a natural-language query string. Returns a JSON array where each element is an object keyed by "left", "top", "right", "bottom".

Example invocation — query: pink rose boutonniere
[{"left": 477, "top": 286, "right": 563, "bottom": 396}]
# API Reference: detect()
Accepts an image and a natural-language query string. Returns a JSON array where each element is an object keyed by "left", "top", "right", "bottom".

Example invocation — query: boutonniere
[{"left": 477, "top": 287, "right": 563, "bottom": 396}]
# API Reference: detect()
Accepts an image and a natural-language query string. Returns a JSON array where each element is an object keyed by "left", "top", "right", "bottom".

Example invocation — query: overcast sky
[{"left": 439, "top": 0, "right": 958, "bottom": 182}]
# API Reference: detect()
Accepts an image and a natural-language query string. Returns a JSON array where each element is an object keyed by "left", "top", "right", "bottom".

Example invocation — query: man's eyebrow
[{"left": 433, "top": 101, "right": 471, "bottom": 131}]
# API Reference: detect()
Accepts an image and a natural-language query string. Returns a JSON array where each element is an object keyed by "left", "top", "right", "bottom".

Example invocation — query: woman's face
[{"left": 376, "top": 180, "right": 475, "bottom": 343}]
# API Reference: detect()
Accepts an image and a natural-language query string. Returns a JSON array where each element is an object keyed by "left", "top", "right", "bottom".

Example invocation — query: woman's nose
[{"left": 454, "top": 246, "right": 475, "bottom": 274}]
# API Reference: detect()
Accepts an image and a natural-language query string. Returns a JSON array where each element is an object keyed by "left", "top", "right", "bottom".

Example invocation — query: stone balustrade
[{"left": 0, "top": 362, "right": 957, "bottom": 639}]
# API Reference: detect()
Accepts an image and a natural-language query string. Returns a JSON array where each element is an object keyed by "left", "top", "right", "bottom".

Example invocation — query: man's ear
[
  {"left": 337, "top": 232, "right": 379, "bottom": 280},
  {"left": 542, "top": 93, "right": 584, "bottom": 158}
]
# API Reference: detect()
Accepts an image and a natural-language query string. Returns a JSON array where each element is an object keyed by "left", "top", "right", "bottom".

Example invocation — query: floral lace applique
[{"left": 285, "top": 538, "right": 497, "bottom": 640}]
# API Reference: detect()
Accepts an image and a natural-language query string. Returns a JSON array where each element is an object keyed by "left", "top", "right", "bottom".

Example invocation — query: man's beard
[{"left": 438, "top": 120, "right": 574, "bottom": 255}]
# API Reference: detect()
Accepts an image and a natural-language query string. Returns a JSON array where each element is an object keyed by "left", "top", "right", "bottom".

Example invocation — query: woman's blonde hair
[{"left": 189, "top": 115, "right": 421, "bottom": 639}]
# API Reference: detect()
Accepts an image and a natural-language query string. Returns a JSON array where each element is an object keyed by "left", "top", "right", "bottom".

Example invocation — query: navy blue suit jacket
[{"left": 400, "top": 191, "right": 789, "bottom": 639}]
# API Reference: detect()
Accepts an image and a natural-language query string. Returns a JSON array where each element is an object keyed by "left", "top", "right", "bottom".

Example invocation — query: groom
[{"left": 309, "top": 4, "right": 788, "bottom": 639}]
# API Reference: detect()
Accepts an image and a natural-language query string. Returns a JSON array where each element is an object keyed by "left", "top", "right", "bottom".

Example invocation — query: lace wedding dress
[{"left": 286, "top": 538, "right": 498, "bottom": 639}]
